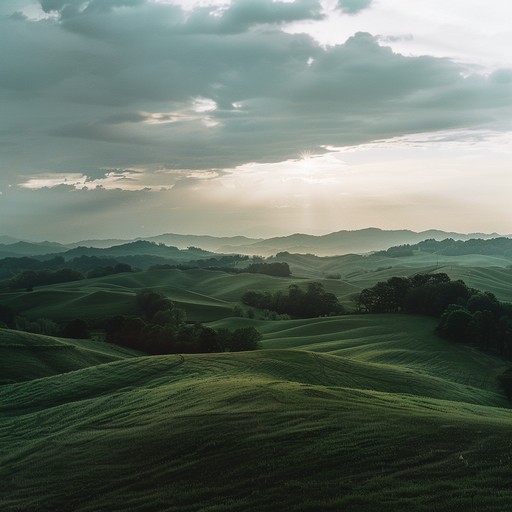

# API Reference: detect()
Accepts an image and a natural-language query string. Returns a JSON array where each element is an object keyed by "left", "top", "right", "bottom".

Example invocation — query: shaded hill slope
[
  {"left": 211, "top": 314, "right": 509, "bottom": 400},
  {"left": 0, "top": 328, "right": 138, "bottom": 383},
  {"left": 1, "top": 346, "right": 512, "bottom": 511}
]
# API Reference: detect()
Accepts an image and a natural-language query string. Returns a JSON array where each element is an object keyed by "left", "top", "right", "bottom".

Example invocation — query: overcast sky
[{"left": 1, "top": 0, "right": 511, "bottom": 242}]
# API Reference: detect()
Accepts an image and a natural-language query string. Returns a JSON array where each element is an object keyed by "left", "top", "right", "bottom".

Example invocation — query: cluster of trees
[
  {"left": 1, "top": 289, "right": 263, "bottom": 355},
  {"left": 355, "top": 273, "right": 463, "bottom": 316},
  {"left": 150, "top": 259, "right": 291, "bottom": 277},
  {"left": 0, "top": 302, "right": 88, "bottom": 338},
  {"left": 0, "top": 256, "right": 67, "bottom": 280},
  {"left": 61, "top": 318, "right": 90, "bottom": 339},
  {"left": 153, "top": 258, "right": 293, "bottom": 277},
  {"left": 186, "top": 254, "right": 249, "bottom": 268},
  {"left": 355, "top": 273, "right": 512, "bottom": 358},
  {"left": 498, "top": 369, "right": 512, "bottom": 400},
  {"left": 0, "top": 304, "right": 16, "bottom": 329},
  {"left": 105, "top": 290, "right": 261, "bottom": 354},
  {"left": 375, "top": 237, "right": 512, "bottom": 258},
  {"left": 0, "top": 255, "right": 133, "bottom": 280},
  {"left": 436, "top": 296, "right": 512, "bottom": 355},
  {"left": 85, "top": 263, "right": 132, "bottom": 279},
  {"left": 6, "top": 262, "right": 134, "bottom": 291},
  {"left": 8, "top": 268, "right": 86, "bottom": 291},
  {"left": 373, "top": 246, "right": 414, "bottom": 258},
  {"left": 434, "top": 238, "right": 512, "bottom": 257},
  {"left": 242, "top": 282, "right": 345, "bottom": 318},
  {"left": 240, "top": 262, "right": 291, "bottom": 277}
]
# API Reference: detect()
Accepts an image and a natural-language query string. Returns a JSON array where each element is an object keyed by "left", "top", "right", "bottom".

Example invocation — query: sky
[{"left": 1, "top": 0, "right": 511, "bottom": 242}]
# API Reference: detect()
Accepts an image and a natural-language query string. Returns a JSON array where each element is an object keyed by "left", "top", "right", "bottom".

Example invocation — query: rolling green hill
[
  {"left": 2, "top": 257, "right": 512, "bottom": 327},
  {"left": 211, "top": 314, "right": 509, "bottom": 404},
  {"left": 271, "top": 249, "right": 512, "bottom": 277},
  {"left": 2, "top": 247, "right": 512, "bottom": 510},
  {"left": 1, "top": 337, "right": 511, "bottom": 511},
  {"left": 0, "top": 269, "right": 318, "bottom": 323},
  {"left": 0, "top": 328, "right": 138, "bottom": 384}
]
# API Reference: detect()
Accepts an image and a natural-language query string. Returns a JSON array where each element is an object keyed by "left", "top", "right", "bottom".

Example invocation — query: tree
[
  {"left": 135, "top": 290, "right": 174, "bottom": 321},
  {"left": 227, "top": 327, "right": 262, "bottom": 351},
  {"left": 62, "top": 318, "right": 90, "bottom": 339},
  {"left": 243, "top": 262, "right": 291, "bottom": 277},
  {"left": 498, "top": 369, "right": 512, "bottom": 400},
  {"left": 467, "top": 292, "right": 500, "bottom": 316},
  {"left": 0, "top": 304, "right": 15, "bottom": 328},
  {"left": 437, "top": 306, "right": 472, "bottom": 343},
  {"left": 197, "top": 326, "right": 224, "bottom": 353},
  {"left": 114, "top": 263, "right": 132, "bottom": 274}
]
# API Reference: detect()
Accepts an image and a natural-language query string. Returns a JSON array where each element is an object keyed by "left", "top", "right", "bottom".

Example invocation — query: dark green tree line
[
  {"left": 355, "top": 273, "right": 512, "bottom": 358},
  {"left": 242, "top": 282, "right": 345, "bottom": 318},
  {"left": 105, "top": 290, "right": 261, "bottom": 354}
]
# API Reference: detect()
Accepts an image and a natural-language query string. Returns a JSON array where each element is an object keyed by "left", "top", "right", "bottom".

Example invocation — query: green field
[
  {"left": 1, "top": 312, "right": 512, "bottom": 511},
  {"left": 3, "top": 256, "right": 512, "bottom": 325},
  {"left": 271, "top": 251, "right": 512, "bottom": 302},
  {"left": 0, "top": 269, "right": 298, "bottom": 322},
  {"left": 1, "top": 254, "right": 512, "bottom": 511},
  {"left": 0, "top": 328, "right": 139, "bottom": 384}
]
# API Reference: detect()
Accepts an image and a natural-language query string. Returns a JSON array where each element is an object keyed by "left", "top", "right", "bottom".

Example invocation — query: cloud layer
[{"left": 1, "top": 0, "right": 512, "bottom": 240}]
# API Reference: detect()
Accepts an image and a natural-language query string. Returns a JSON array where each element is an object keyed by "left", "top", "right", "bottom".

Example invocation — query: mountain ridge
[{"left": 0, "top": 228, "right": 508, "bottom": 258}]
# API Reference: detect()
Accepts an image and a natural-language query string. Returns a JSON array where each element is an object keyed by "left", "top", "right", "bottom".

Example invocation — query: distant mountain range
[
  {"left": 221, "top": 228, "right": 505, "bottom": 256},
  {"left": 62, "top": 240, "right": 213, "bottom": 260},
  {"left": 0, "top": 240, "right": 69, "bottom": 258},
  {"left": 63, "top": 234, "right": 261, "bottom": 251},
  {"left": 0, "top": 228, "right": 508, "bottom": 258}
]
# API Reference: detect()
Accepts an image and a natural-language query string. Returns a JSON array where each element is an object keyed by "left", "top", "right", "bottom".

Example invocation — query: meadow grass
[
  {"left": 1, "top": 349, "right": 511, "bottom": 511},
  {"left": 3, "top": 258, "right": 512, "bottom": 325},
  {"left": 0, "top": 328, "right": 138, "bottom": 383},
  {"left": 1, "top": 261, "right": 512, "bottom": 510}
]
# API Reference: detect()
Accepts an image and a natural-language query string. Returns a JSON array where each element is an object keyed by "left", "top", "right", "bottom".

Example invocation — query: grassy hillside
[
  {"left": 211, "top": 314, "right": 509, "bottom": 403},
  {"left": 0, "top": 328, "right": 138, "bottom": 383},
  {"left": 0, "top": 269, "right": 325, "bottom": 322},
  {"left": 2, "top": 252, "right": 511, "bottom": 325},
  {"left": 0, "top": 269, "right": 237, "bottom": 322},
  {"left": 2, "top": 243, "right": 512, "bottom": 510},
  {"left": 1, "top": 345, "right": 512, "bottom": 511},
  {"left": 272, "top": 249, "right": 512, "bottom": 275}
]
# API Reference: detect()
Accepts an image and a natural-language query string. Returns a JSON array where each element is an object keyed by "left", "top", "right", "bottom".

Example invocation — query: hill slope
[
  {"left": 212, "top": 314, "right": 509, "bottom": 401},
  {"left": 0, "top": 328, "right": 138, "bottom": 383},
  {"left": 1, "top": 345, "right": 512, "bottom": 511},
  {"left": 4, "top": 257, "right": 512, "bottom": 327},
  {"left": 1, "top": 314, "right": 512, "bottom": 511}
]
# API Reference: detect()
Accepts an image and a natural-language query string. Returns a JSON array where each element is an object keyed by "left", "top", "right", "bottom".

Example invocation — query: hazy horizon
[
  {"left": 1, "top": 0, "right": 511, "bottom": 241},
  {"left": 1, "top": 225, "right": 509, "bottom": 246}
]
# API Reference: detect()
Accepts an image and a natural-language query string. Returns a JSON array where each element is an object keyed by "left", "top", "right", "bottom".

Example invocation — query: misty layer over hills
[{"left": 0, "top": 228, "right": 506, "bottom": 258}]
